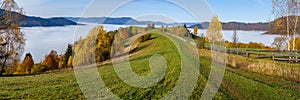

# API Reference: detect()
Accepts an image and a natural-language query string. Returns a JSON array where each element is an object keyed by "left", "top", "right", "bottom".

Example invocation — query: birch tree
[
  {"left": 206, "top": 16, "right": 223, "bottom": 43},
  {"left": 272, "top": 0, "right": 299, "bottom": 51},
  {"left": 0, "top": 0, "right": 25, "bottom": 75},
  {"left": 232, "top": 29, "right": 238, "bottom": 47}
]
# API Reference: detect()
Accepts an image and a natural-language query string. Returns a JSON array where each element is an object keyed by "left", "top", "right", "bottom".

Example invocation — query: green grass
[
  {"left": 0, "top": 71, "right": 84, "bottom": 99},
  {"left": 0, "top": 33, "right": 299, "bottom": 99}
]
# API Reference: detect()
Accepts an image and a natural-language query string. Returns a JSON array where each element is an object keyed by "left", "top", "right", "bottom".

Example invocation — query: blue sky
[{"left": 14, "top": 0, "right": 273, "bottom": 23}]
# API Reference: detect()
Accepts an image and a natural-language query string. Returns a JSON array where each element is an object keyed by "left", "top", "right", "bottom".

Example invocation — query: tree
[
  {"left": 147, "top": 23, "right": 155, "bottom": 30},
  {"left": 15, "top": 53, "right": 34, "bottom": 74},
  {"left": 73, "top": 25, "right": 113, "bottom": 66},
  {"left": 272, "top": 0, "right": 299, "bottom": 51},
  {"left": 60, "top": 44, "right": 73, "bottom": 69},
  {"left": 232, "top": 29, "right": 239, "bottom": 47},
  {"left": 0, "top": 0, "right": 25, "bottom": 75},
  {"left": 206, "top": 16, "right": 223, "bottom": 43},
  {"left": 161, "top": 25, "right": 165, "bottom": 32},
  {"left": 194, "top": 26, "right": 198, "bottom": 36},
  {"left": 272, "top": 36, "right": 287, "bottom": 50},
  {"left": 58, "top": 55, "right": 65, "bottom": 69},
  {"left": 95, "top": 26, "right": 112, "bottom": 62}
]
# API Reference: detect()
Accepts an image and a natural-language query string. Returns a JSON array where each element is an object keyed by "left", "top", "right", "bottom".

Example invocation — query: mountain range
[
  {"left": 66, "top": 17, "right": 272, "bottom": 31},
  {"left": 188, "top": 22, "right": 270, "bottom": 31},
  {"left": 65, "top": 17, "right": 168, "bottom": 25},
  {"left": 0, "top": 9, "right": 77, "bottom": 27},
  {"left": 0, "top": 9, "right": 280, "bottom": 32}
]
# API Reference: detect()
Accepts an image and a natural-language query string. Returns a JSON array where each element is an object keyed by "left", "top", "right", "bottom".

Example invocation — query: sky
[{"left": 14, "top": 0, "right": 273, "bottom": 23}]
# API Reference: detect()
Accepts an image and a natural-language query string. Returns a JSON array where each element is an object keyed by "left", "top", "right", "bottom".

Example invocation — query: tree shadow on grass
[
  {"left": 0, "top": 74, "right": 34, "bottom": 77},
  {"left": 129, "top": 51, "right": 172, "bottom": 63},
  {"left": 146, "top": 37, "right": 158, "bottom": 41},
  {"left": 129, "top": 43, "right": 151, "bottom": 54}
]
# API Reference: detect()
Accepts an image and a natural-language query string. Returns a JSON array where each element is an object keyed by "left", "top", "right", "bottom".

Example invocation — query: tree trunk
[
  {"left": 0, "top": 56, "right": 8, "bottom": 76},
  {"left": 287, "top": 7, "right": 290, "bottom": 51}
]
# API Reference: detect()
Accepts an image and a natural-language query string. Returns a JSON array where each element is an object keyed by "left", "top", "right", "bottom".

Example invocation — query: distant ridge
[
  {"left": 188, "top": 22, "right": 270, "bottom": 31},
  {"left": 0, "top": 9, "right": 77, "bottom": 27},
  {"left": 65, "top": 17, "right": 168, "bottom": 25}
]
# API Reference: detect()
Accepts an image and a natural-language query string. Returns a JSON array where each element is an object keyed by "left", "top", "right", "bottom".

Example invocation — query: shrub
[
  {"left": 137, "top": 34, "right": 152, "bottom": 43},
  {"left": 196, "top": 36, "right": 206, "bottom": 49},
  {"left": 31, "top": 64, "right": 46, "bottom": 74}
]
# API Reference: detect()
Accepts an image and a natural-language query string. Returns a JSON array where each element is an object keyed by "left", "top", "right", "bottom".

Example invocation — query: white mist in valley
[
  {"left": 188, "top": 29, "right": 281, "bottom": 46},
  {"left": 21, "top": 23, "right": 131, "bottom": 62}
]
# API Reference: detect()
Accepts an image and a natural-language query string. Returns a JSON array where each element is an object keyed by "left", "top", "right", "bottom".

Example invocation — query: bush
[
  {"left": 196, "top": 36, "right": 206, "bottom": 49},
  {"left": 225, "top": 41, "right": 269, "bottom": 49},
  {"left": 31, "top": 64, "right": 47, "bottom": 74}
]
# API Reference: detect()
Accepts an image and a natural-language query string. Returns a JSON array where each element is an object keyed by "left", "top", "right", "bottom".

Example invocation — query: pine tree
[{"left": 62, "top": 44, "right": 72, "bottom": 68}]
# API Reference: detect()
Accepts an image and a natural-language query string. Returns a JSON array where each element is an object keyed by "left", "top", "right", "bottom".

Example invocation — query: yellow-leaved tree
[
  {"left": 288, "top": 37, "right": 300, "bottom": 50},
  {"left": 67, "top": 56, "right": 73, "bottom": 68},
  {"left": 194, "top": 26, "right": 198, "bottom": 36},
  {"left": 206, "top": 16, "right": 223, "bottom": 44}
]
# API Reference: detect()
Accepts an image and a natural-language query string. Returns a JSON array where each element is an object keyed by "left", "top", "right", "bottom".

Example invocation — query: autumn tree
[
  {"left": 272, "top": 0, "right": 299, "bottom": 51},
  {"left": 95, "top": 26, "right": 113, "bottom": 62},
  {"left": 42, "top": 50, "right": 59, "bottom": 70},
  {"left": 272, "top": 36, "right": 287, "bottom": 50},
  {"left": 0, "top": 0, "right": 25, "bottom": 75},
  {"left": 73, "top": 25, "right": 113, "bottom": 66},
  {"left": 15, "top": 53, "right": 34, "bottom": 74},
  {"left": 206, "top": 16, "right": 223, "bottom": 43},
  {"left": 194, "top": 26, "right": 198, "bottom": 35},
  {"left": 58, "top": 55, "right": 65, "bottom": 69},
  {"left": 58, "top": 44, "right": 73, "bottom": 69}
]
